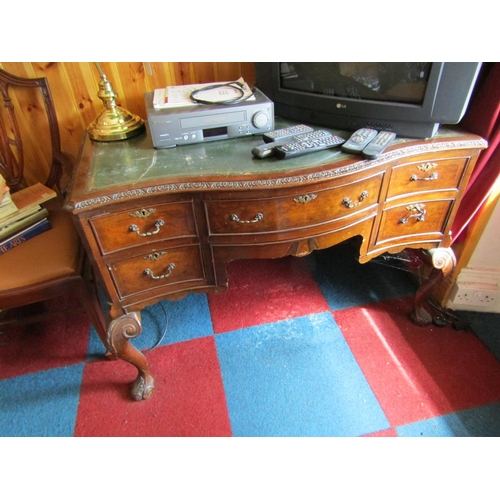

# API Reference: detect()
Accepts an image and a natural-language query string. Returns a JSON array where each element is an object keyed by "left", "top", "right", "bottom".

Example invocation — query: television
[{"left": 255, "top": 62, "right": 482, "bottom": 139}]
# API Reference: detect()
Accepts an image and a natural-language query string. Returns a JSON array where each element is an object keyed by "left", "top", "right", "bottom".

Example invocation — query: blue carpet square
[
  {"left": 87, "top": 293, "right": 214, "bottom": 359},
  {"left": 305, "top": 242, "right": 417, "bottom": 310},
  {"left": 396, "top": 402, "right": 500, "bottom": 437},
  {"left": 215, "top": 312, "right": 390, "bottom": 436},
  {"left": 0, "top": 364, "right": 84, "bottom": 437}
]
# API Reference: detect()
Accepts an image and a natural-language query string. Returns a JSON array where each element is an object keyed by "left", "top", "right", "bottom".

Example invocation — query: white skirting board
[{"left": 447, "top": 268, "right": 500, "bottom": 313}]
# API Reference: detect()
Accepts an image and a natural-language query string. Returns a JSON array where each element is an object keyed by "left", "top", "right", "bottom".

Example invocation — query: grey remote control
[
  {"left": 341, "top": 128, "right": 378, "bottom": 154},
  {"left": 262, "top": 124, "right": 314, "bottom": 143},
  {"left": 362, "top": 131, "right": 396, "bottom": 159}
]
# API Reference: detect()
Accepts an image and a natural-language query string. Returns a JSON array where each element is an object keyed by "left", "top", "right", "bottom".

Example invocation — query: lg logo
[{"left": 336, "top": 103, "right": 347, "bottom": 109}]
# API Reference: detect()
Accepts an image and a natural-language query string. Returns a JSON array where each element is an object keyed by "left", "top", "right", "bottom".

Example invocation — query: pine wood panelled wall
[{"left": 0, "top": 62, "right": 256, "bottom": 186}]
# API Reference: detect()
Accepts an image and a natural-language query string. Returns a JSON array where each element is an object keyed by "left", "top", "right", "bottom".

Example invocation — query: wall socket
[{"left": 449, "top": 281, "right": 500, "bottom": 308}]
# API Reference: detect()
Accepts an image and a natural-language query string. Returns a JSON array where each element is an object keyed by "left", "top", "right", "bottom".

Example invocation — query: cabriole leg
[
  {"left": 410, "top": 247, "right": 456, "bottom": 326},
  {"left": 107, "top": 311, "right": 154, "bottom": 400}
]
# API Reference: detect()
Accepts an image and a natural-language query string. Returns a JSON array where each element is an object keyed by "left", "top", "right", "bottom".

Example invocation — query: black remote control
[
  {"left": 253, "top": 129, "right": 338, "bottom": 159},
  {"left": 262, "top": 124, "right": 314, "bottom": 143},
  {"left": 362, "top": 131, "right": 396, "bottom": 159},
  {"left": 274, "top": 132, "right": 345, "bottom": 160},
  {"left": 341, "top": 128, "right": 378, "bottom": 154}
]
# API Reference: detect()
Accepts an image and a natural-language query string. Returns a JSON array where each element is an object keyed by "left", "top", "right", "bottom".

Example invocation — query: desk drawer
[
  {"left": 376, "top": 199, "right": 454, "bottom": 244},
  {"left": 205, "top": 173, "right": 383, "bottom": 236},
  {"left": 90, "top": 201, "right": 197, "bottom": 254},
  {"left": 387, "top": 158, "right": 467, "bottom": 200},
  {"left": 108, "top": 244, "right": 206, "bottom": 299}
]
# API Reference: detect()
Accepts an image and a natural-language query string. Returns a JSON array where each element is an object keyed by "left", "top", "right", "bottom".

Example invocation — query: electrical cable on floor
[
  {"left": 141, "top": 301, "right": 169, "bottom": 353},
  {"left": 370, "top": 251, "right": 419, "bottom": 272},
  {"left": 372, "top": 251, "right": 474, "bottom": 331},
  {"left": 425, "top": 294, "right": 472, "bottom": 331}
]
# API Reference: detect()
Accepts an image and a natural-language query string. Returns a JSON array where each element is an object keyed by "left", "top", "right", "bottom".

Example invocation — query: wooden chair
[{"left": 0, "top": 68, "right": 107, "bottom": 341}]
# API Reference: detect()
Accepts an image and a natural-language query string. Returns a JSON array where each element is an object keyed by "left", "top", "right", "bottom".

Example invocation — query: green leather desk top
[{"left": 86, "top": 119, "right": 359, "bottom": 192}]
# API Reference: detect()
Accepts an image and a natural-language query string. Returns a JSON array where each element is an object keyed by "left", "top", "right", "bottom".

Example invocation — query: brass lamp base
[
  {"left": 88, "top": 107, "right": 146, "bottom": 142},
  {"left": 88, "top": 62, "right": 146, "bottom": 142}
]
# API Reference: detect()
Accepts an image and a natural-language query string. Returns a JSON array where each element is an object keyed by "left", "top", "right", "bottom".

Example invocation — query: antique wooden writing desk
[{"left": 65, "top": 121, "right": 487, "bottom": 400}]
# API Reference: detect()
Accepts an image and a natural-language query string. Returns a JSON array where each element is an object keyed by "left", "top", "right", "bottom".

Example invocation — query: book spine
[
  {"left": 0, "top": 218, "right": 51, "bottom": 254},
  {"left": 0, "top": 208, "right": 49, "bottom": 240}
]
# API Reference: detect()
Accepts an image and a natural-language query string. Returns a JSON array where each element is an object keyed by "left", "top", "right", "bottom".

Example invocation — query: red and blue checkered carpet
[{"left": 1, "top": 242, "right": 500, "bottom": 437}]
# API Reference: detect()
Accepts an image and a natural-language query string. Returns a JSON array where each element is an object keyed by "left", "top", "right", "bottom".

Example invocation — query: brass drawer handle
[
  {"left": 143, "top": 263, "right": 175, "bottom": 280},
  {"left": 410, "top": 172, "right": 438, "bottom": 182},
  {"left": 230, "top": 213, "right": 264, "bottom": 224},
  {"left": 399, "top": 204, "right": 426, "bottom": 224},
  {"left": 342, "top": 191, "right": 368, "bottom": 209},
  {"left": 129, "top": 219, "right": 165, "bottom": 237}
]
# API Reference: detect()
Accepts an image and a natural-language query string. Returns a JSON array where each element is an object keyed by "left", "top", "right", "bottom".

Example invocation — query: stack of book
[{"left": 0, "top": 175, "right": 57, "bottom": 254}]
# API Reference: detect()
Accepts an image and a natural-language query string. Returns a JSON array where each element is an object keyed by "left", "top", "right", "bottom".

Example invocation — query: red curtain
[{"left": 452, "top": 62, "right": 500, "bottom": 243}]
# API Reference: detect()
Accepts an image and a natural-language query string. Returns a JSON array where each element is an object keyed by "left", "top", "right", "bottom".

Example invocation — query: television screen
[{"left": 280, "top": 62, "right": 432, "bottom": 105}]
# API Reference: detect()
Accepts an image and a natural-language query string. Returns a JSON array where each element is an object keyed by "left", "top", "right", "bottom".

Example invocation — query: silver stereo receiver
[{"left": 145, "top": 88, "right": 274, "bottom": 148}]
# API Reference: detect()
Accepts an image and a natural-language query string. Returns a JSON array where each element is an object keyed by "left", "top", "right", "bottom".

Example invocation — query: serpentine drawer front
[
  {"left": 387, "top": 157, "right": 468, "bottom": 199},
  {"left": 90, "top": 200, "right": 197, "bottom": 255},
  {"left": 65, "top": 122, "right": 486, "bottom": 400},
  {"left": 205, "top": 173, "right": 383, "bottom": 240},
  {"left": 376, "top": 199, "right": 455, "bottom": 245},
  {"left": 108, "top": 244, "right": 206, "bottom": 299}
]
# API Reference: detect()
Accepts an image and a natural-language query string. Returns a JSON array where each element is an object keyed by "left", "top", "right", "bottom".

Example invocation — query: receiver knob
[{"left": 252, "top": 111, "right": 269, "bottom": 129}]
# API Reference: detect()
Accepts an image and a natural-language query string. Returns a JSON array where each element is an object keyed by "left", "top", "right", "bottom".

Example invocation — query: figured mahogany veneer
[{"left": 65, "top": 122, "right": 486, "bottom": 400}]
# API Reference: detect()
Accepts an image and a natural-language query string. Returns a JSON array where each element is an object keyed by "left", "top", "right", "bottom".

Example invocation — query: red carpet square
[
  {"left": 0, "top": 311, "right": 91, "bottom": 380},
  {"left": 208, "top": 257, "right": 330, "bottom": 334},
  {"left": 333, "top": 297, "right": 500, "bottom": 427},
  {"left": 74, "top": 336, "right": 232, "bottom": 436}
]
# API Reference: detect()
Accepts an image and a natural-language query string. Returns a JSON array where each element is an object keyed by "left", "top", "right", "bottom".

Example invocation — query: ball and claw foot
[
  {"left": 410, "top": 307, "right": 433, "bottom": 327},
  {"left": 131, "top": 373, "right": 155, "bottom": 401}
]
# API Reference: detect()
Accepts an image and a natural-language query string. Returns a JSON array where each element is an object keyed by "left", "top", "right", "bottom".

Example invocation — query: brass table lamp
[{"left": 88, "top": 63, "right": 146, "bottom": 142}]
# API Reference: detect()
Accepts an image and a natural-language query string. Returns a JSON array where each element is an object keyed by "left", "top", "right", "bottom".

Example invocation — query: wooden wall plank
[
  {"left": 114, "top": 62, "right": 148, "bottom": 118},
  {"left": 216, "top": 62, "right": 241, "bottom": 82},
  {"left": 170, "top": 62, "right": 195, "bottom": 86},
  {"left": 241, "top": 62, "right": 256, "bottom": 86},
  {"left": 63, "top": 62, "right": 101, "bottom": 130},
  {"left": 192, "top": 62, "right": 217, "bottom": 84},
  {"left": 143, "top": 62, "right": 173, "bottom": 93}
]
